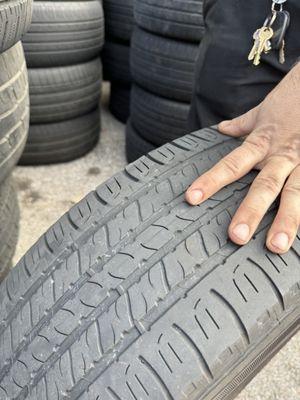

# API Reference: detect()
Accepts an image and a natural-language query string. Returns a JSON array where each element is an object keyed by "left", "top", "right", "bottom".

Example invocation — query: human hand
[{"left": 186, "top": 63, "right": 300, "bottom": 254}]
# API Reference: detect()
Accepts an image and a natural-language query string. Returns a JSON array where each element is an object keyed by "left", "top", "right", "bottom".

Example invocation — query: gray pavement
[{"left": 13, "top": 85, "right": 300, "bottom": 400}]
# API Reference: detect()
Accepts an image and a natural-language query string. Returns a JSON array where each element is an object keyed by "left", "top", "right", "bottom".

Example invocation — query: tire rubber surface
[
  {"left": 0, "top": 128, "right": 299, "bottom": 400},
  {"left": 20, "top": 109, "right": 100, "bottom": 165},
  {"left": 22, "top": 0, "right": 105, "bottom": 67},
  {"left": 0, "top": 176, "right": 19, "bottom": 281},
  {"left": 0, "top": 0, "right": 33, "bottom": 53},
  {"left": 103, "top": 41, "right": 131, "bottom": 85},
  {"left": 0, "top": 41, "right": 29, "bottom": 184},
  {"left": 131, "top": 27, "right": 199, "bottom": 102},
  {"left": 126, "top": 119, "right": 156, "bottom": 162},
  {"left": 109, "top": 83, "right": 131, "bottom": 123},
  {"left": 135, "top": 0, "right": 204, "bottom": 42},
  {"left": 103, "top": 0, "right": 134, "bottom": 42},
  {"left": 131, "top": 85, "right": 191, "bottom": 145},
  {"left": 28, "top": 58, "right": 102, "bottom": 124}
]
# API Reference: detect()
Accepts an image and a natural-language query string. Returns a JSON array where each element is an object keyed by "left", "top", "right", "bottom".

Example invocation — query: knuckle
[
  {"left": 205, "top": 172, "right": 220, "bottom": 188},
  {"left": 245, "top": 131, "right": 272, "bottom": 155},
  {"left": 277, "top": 212, "right": 300, "bottom": 231},
  {"left": 233, "top": 115, "right": 247, "bottom": 131},
  {"left": 253, "top": 175, "right": 282, "bottom": 195},
  {"left": 279, "top": 145, "right": 300, "bottom": 164},
  {"left": 221, "top": 156, "right": 241, "bottom": 178},
  {"left": 242, "top": 202, "right": 262, "bottom": 216},
  {"left": 283, "top": 182, "right": 300, "bottom": 196}
]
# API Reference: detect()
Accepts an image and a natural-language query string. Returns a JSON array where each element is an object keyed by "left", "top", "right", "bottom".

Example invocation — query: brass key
[
  {"left": 279, "top": 39, "right": 286, "bottom": 64},
  {"left": 253, "top": 27, "right": 274, "bottom": 65},
  {"left": 248, "top": 29, "right": 261, "bottom": 61}
]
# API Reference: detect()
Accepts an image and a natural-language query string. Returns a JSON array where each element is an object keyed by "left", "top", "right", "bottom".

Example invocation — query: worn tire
[
  {"left": 0, "top": 127, "right": 299, "bottom": 399},
  {"left": 126, "top": 119, "right": 155, "bottom": 162},
  {"left": 103, "top": 0, "right": 134, "bottom": 42},
  {"left": 109, "top": 84, "right": 131, "bottom": 123},
  {"left": 20, "top": 109, "right": 100, "bottom": 165},
  {"left": 135, "top": 0, "right": 204, "bottom": 42},
  {"left": 0, "top": 176, "right": 19, "bottom": 281},
  {"left": 23, "top": 0, "right": 105, "bottom": 67},
  {"left": 131, "top": 85, "right": 190, "bottom": 145},
  {"left": 0, "top": 0, "right": 33, "bottom": 52},
  {"left": 0, "top": 42, "right": 29, "bottom": 184},
  {"left": 29, "top": 58, "right": 102, "bottom": 124},
  {"left": 103, "top": 41, "right": 131, "bottom": 84},
  {"left": 131, "top": 27, "right": 199, "bottom": 101}
]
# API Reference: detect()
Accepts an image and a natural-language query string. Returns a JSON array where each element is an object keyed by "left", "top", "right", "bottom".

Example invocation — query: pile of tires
[
  {"left": 0, "top": 0, "right": 32, "bottom": 279},
  {"left": 126, "top": 0, "right": 204, "bottom": 162},
  {"left": 102, "top": 0, "right": 134, "bottom": 123},
  {"left": 0, "top": 127, "right": 299, "bottom": 398},
  {"left": 20, "top": 0, "right": 105, "bottom": 165}
]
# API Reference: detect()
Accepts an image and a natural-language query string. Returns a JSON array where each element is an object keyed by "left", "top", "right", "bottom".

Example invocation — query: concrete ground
[{"left": 13, "top": 85, "right": 299, "bottom": 400}]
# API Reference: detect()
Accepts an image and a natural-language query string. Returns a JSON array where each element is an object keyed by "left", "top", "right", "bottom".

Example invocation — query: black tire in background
[
  {"left": 131, "top": 27, "right": 199, "bottom": 102},
  {"left": 135, "top": 0, "right": 204, "bottom": 42},
  {"left": 103, "top": 0, "right": 134, "bottom": 42},
  {"left": 102, "top": 41, "right": 131, "bottom": 84},
  {"left": 126, "top": 119, "right": 155, "bottom": 162},
  {"left": 0, "top": 0, "right": 33, "bottom": 53},
  {"left": 0, "top": 41, "right": 29, "bottom": 184},
  {"left": 20, "top": 109, "right": 101, "bottom": 165},
  {"left": 131, "top": 85, "right": 191, "bottom": 145},
  {"left": 0, "top": 176, "right": 19, "bottom": 281},
  {"left": 22, "top": 0, "right": 105, "bottom": 67},
  {"left": 0, "top": 127, "right": 299, "bottom": 399},
  {"left": 29, "top": 58, "right": 102, "bottom": 124},
  {"left": 109, "top": 84, "right": 131, "bottom": 123}
]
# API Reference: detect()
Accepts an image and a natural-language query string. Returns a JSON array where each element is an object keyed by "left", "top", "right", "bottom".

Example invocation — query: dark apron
[{"left": 189, "top": 0, "right": 300, "bottom": 130}]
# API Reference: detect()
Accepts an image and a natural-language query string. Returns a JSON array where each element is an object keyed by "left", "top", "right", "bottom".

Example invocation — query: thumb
[{"left": 218, "top": 106, "right": 259, "bottom": 137}]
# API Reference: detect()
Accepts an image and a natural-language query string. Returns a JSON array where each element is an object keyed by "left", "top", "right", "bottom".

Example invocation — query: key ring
[
  {"left": 272, "top": 3, "right": 284, "bottom": 12},
  {"left": 264, "top": 9, "right": 277, "bottom": 28}
]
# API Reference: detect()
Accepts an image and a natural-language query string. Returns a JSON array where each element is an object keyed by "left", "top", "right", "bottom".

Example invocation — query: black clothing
[{"left": 190, "top": 0, "right": 300, "bottom": 130}]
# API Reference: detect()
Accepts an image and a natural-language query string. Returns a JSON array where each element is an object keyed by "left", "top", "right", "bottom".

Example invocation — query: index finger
[{"left": 186, "top": 140, "right": 266, "bottom": 205}]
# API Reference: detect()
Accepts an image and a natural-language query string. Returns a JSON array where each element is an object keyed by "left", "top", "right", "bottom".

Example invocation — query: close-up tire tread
[{"left": 0, "top": 127, "right": 299, "bottom": 399}]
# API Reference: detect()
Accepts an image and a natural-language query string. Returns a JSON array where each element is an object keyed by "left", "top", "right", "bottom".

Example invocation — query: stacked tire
[
  {"left": 102, "top": 0, "right": 134, "bottom": 123},
  {"left": 126, "top": 0, "right": 204, "bottom": 162},
  {"left": 0, "top": 0, "right": 32, "bottom": 278},
  {"left": 20, "top": 0, "right": 105, "bottom": 165}
]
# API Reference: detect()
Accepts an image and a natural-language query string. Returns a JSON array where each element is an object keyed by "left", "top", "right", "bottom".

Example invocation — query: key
[
  {"left": 248, "top": 29, "right": 261, "bottom": 61},
  {"left": 279, "top": 39, "right": 285, "bottom": 64},
  {"left": 249, "top": 1, "right": 290, "bottom": 66},
  {"left": 253, "top": 27, "right": 274, "bottom": 66},
  {"left": 264, "top": 39, "right": 272, "bottom": 53}
]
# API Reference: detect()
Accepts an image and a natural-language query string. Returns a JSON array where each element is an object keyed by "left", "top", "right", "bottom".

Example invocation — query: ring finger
[
  {"left": 228, "top": 157, "right": 296, "bottom": 245},
  {"left": 267, "top": 165, "right": 300, "bottom": 253}
]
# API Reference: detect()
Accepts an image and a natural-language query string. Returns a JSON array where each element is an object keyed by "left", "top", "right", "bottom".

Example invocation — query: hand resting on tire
[{"left": 186, "top": 63, "right": 300, "bottom": 254}]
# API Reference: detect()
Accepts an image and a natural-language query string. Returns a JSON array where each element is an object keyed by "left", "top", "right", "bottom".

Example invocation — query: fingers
[
  {"left": 218, "top": 106, "right": 259, "bottom": 137},
  {"left": 267, "top": 165, "right": 300, "bottom": 254},
  {"left": 186, "top": 140, "right": 266, "bottom": 205},
  {"left": 228, "top": 158, "right": 296, "bottom": 246}
]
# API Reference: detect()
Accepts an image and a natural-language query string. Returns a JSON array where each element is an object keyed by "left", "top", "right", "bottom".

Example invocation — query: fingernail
[
  {"left": 232, "top": 224, "right": 250, "bottom": 242},
  {"left": 271, "top": 233, "right": 289, "bottom": 252},
  {"left": 187, "top": 189, "right": 204, "bottom": 205}
]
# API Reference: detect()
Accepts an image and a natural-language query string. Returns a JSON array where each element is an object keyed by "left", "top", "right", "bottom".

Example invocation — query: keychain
[{"left": 248, "top": 0, "right": 291, "bottom": 65}]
